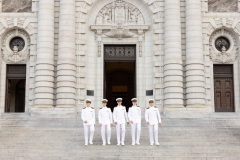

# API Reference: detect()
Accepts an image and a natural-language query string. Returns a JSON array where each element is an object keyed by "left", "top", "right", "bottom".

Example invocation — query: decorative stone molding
[
  {"left": 209, "top": 29, "right": 238, "bottom": 63},
  {"left": 95, "top": 0, "right": 145, "bottom": 25},
  {"left": 90, "top": 0, "right": 149, "bottom": 57},
  {"left": 1, "top": 29, "right": 30, "bottom": 64}
]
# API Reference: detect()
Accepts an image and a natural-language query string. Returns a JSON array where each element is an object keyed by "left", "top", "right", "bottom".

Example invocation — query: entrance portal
[
  {"left": 104, "top": 45, "right": 136, "bottom": 111},
  {"left": 5, "top": 65, "right": 26, "bottom": 112},
  {"left": 214, "top": 64, "right": 234, "bottom": 112}
]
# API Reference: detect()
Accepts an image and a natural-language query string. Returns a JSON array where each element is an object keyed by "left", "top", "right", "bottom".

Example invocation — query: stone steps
[{"left": 0, "top": 113, "right": 240, "bottom": 160}]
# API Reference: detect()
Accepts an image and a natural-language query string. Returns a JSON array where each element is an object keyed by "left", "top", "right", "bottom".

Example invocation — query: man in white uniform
[
  {"left": 128, "top": 98, "right": 141, "bottom": 145},
  {"left": 81, "top": 99, "right": 95, "bottom": 146},
  {"left": 98, "top": 99, "right": 113, "bottom": 146},
  {"left": 113, "top": 98, "right": 129, "bottom": 146},
  {"left": 145, "top": 99, "right": 161, "bottom": 146}
]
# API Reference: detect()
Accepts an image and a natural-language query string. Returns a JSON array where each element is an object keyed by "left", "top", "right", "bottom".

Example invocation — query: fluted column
[
  {"left": 34, "top": 0, "right": 55, "bottom": 108},
  {"left": 164, "top": 0, "right": 184, "bottom": 108},
  {"left": 56, "top": 0, "right": 76, "bottom": 108},
  {"left": 185, "top": 0, "right": 205, "bottom": 108}
]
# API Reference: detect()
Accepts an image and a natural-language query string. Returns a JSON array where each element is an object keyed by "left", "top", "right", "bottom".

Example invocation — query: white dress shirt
[
  {"left": 98, "top": 106, "right": 113, "bottom": 125},
  {"left": 113, "top": 105, "right": 129, "bottom": 124},
  {"left": 145, "top": 106, "right": 161, "bottom": 125},
  {"left": 81, "top": 107, "right": 95, "bottom": 125},
  {"left": 128, "top": 106, "right": 141, "bottom": 124}
]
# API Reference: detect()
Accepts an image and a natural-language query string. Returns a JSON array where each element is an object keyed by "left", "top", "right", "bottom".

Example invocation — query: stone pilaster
[
  {"left": 164, "top": 0, "right": 184, "bottom": 108},
  {"left": 34, "top": 0, "right": 55, "bottom": 108},
  {"left": 56, "top": 0, "right": 76, "bottom": 108},
  {"left": 185, "top": 0, "right": 205, "bottom": 108}
]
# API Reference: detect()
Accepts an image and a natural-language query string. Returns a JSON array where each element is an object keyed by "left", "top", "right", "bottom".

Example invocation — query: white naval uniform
[
  {"left": 128, "top": 105, "right": 141, "bottom": 145},
  {"left": 81, "top": 106, "right": 95, "bottom": 145},
  {"left": 98, "top": 106, "right": 113, "bottom": 145},
  {"left": 113, "top": 105, "right": 129, "bottom": 144},
  {"left": 145, "top": 106, "right": 161, "bottom": 145}
]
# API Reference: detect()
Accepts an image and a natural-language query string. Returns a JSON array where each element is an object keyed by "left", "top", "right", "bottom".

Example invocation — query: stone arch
[
  {"left": 0, "top": 18, "right": 36, "bottom": 36},
  {"left": 87, "top": 0, "right": 153, "bottom": 26},
  {"left": 74, "top": 0, "right": 164, "bottom": 108}
]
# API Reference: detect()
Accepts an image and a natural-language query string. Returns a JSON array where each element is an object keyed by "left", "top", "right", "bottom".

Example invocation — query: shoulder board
[
  {"left": 99, "top": 107, "right": 102, "bottom": 109},
  {"left": 146, "top": 107, "right": 150, "bottom": 109},
  {"left": 123, "top": 106, "right": 126, "bottom": 108},
  {"left": 91, "top": 107, "right": 94, "bottom": 109},
  {"left": 154, "top": 106, "right": 157, "bottom": 108},
  {"left": 83, "top": 107, "right": 86, "bottom": 109},
  {"left": 137, "top": 106, "right": 140, "bottom": 107}
]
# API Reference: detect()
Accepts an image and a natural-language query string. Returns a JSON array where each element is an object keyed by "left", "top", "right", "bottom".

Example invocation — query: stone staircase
[{"left": 0, "top": 113, "right": 240, "bottom": 160}]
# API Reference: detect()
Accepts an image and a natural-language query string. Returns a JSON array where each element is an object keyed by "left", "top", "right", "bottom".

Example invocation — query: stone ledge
[{"left": 29, "top": 108, "right": 77, "bottom": 118}]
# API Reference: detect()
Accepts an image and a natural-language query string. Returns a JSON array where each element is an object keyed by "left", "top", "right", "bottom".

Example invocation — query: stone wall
[
  {"left": 0, "top": 0, "right": 240, "bottom": 117},
  {"left": 208, "top": 0, "right": 238, "bottom": 12},
  {"left": 2, "top": 0, "right": 32, "bottom": 12}
]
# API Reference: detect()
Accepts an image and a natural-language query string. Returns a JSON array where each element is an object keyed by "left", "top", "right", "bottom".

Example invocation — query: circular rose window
[
  {"left": 215, "top": 37, "right": 230, "bottom": 52},
  {"left": 9, "top": 37, "right": 25, "bottom": 52}
]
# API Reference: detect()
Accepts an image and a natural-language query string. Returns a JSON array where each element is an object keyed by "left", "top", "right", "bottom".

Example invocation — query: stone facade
[
  {"left": 2, "top": 0, "right": 32, "bottom": 12},
  {"left": 208, "top": 0, "right": 238, "bottom": 12},
  {"left": 0, "top": 0, "right": 240, "bottom": 118}
]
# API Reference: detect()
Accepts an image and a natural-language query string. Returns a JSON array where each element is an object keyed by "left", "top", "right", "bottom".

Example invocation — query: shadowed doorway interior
[
  {"left": 5, "top": 65, "right": 26, "bottom": 113},
  {"left": 104, "top": 45, "right": 136, "bottom": 111}
]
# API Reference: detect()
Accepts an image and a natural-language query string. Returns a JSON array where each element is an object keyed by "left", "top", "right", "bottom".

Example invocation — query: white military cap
[
  {"left": 86, "top": 99, "right": 91, "bottom": 103},
  {"left": 116, "top": 98, "right": 123, "bottom": 102},
  {"left": 149, "top": 99, "right": 154, "bottom": 103},
  {"left": 102, "top": 99, "right": 108, "bottom": 103},
  {"left": 131, "top": 98, "right": 137, "bottom": 102}
]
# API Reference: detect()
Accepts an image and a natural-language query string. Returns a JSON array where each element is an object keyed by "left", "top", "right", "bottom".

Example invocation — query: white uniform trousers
[
  {"left": 101, "top": 124, "right": 111, "bottom": 144},
  {"left": 84, "top": 124, "right": 95, "bottom": 145},
  {"left": 116, "top": 123, "right": 126, "bottom": 144},
  {"left": 148, "top": 124, "right": 158, "bottom": 144},
  {"left": 131, "top": 123, "right": 141, "bottom": 144}
]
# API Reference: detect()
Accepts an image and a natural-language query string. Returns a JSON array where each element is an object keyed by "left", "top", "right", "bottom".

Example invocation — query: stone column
[
  {"left": 56, "top": 0, "right": 76, "bottom": 108},
  {"left": 185, "top": 0, "right": 205, "bottom": 108},
  {"left": 35, "top": 0, "right": 55, "bottom": 108},
  {"left": 164, "top": 0, "right": 184, "bottom": 108}
]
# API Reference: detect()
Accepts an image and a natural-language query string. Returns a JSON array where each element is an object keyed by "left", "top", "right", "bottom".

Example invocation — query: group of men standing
[{"left": 81, "top": 98, "right": 162, "bottom": 146}]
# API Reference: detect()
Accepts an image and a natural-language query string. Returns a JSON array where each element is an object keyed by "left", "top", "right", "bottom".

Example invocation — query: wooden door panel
[{"left": 214, "top": 65, "right": 234, "bottom": 112}]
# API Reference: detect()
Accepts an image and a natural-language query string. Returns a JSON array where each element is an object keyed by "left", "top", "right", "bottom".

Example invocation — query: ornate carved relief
[
  {"left": 104, "top": 22, "right": 135, "bottom": 39},
  {"left": 2, "top": 0, "right": 32, "bottom": 12},
  {"left": 96, "top": 0, "right": 144, "bottom": 25},
  {"left": 209, "top": 29, "right": 238, "bottom": 63},
  {"left": 91, "top": 0, "right": 149, "bottom": 57},
  {"left": 208, "top": 0, "right": 238, "bottom": 12},
  {"left": 1, "top": 29, "right": 30, "bottom": 64}
]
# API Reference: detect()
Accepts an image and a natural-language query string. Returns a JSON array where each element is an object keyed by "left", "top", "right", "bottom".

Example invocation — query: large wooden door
[{"left": 214, "top": 65, "right": 234, "bottom": 112}]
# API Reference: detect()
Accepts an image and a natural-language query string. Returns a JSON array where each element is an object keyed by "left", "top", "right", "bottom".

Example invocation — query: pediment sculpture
[{"left": 91, "top": 0, "right": 149, "bottom": 57}]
